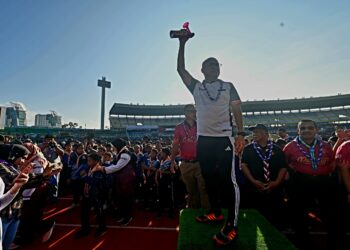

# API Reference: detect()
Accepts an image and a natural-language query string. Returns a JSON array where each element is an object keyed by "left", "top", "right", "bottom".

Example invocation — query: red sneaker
[
  {"left": 196, "top": 212, "right": 225, "bottom": 223},
  {"left": 213, "top": 226, "right": 238, "bottom": 246}
]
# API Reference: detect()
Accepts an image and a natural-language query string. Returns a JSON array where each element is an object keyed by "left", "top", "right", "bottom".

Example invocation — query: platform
[{"left": 178, "top": 209, "right": 297, "bottom": 250}]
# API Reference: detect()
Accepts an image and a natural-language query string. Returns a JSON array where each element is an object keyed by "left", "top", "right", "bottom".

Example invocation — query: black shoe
[
  {"left": 75, "top": 228, "right": 90, "bottom": 238},
  {"left": 213, "top": 224, "right": 238, "bottom": 246},
  {"left": 94, "top": 226, "right": 107, "bottom": 237},
  {"left": 119, "top": 217, "right": 133, "bottom": 226},
  {"left": 42, "top": 221, "right": 56, "bottom": 243}
]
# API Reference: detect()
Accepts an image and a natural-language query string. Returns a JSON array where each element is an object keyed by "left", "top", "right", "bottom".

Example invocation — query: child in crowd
[
  {"left": 59, "top": 141, "right": 73, "bottom": 195},
  {"left": 103, "top": 152, "right": 114, "bottom": 210},
  {"left": 76, "top": 153, "right": 107, "bottom": 238},
  {"left": 69, "top": 143, "right": 88, "bottom": 206},
  {"left": 143, "top": 148, "right": 160, "bottom": 210},
  {"left": 156, "top": 147, "right": 174, "bottom": 218}
]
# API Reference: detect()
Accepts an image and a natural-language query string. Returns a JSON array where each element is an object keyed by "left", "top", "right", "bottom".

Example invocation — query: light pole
[{"left": 97, "top": 77, "right": 111, "bottom": 130}]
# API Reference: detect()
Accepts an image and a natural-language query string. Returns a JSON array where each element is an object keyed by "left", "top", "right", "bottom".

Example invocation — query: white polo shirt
[{"left": 188, "top": 79, "right": 241, "bottom": 137}]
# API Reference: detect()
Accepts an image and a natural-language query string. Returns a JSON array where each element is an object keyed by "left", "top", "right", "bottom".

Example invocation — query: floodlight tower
[{"left": 97, "top": 76, "right": 111, "bottom": 130}]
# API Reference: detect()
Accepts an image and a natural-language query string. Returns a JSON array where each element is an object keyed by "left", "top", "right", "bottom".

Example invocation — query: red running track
[{"left": 21, "top": 197, "right": 179, "bottom": 250}]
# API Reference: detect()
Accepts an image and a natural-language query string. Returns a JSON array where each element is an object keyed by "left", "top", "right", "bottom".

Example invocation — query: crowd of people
[
  {"left": 0, "top": 133, "right": 191, "bottom": 249},
  {"left": 0, "top": 122, "right": 349, "bottom": 249},
  {"left": 0, "top": 32, "right": 349, "bottom": 250}
]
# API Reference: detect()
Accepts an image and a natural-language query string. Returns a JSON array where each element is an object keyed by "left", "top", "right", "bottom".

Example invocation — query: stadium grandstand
[{"left": 109, "top": 93, "right": 350, "bottom": 139}]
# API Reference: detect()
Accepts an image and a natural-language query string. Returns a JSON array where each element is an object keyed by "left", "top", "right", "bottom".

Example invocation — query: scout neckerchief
[
  {"left": 253, "top": 140, "right": 273, "bottom": 182},
  {"left": 296, "top": 136, "right": 323, "bottom": 170}
]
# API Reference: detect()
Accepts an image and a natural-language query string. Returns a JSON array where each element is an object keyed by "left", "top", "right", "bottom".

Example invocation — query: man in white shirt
[{"left": 176, "top": 35, "right": 244, "bottom": 246}]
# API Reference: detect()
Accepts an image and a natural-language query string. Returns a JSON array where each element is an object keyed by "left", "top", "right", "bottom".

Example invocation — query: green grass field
[{"left": 178, "top": 209, "right": 297, "bottom": 250}]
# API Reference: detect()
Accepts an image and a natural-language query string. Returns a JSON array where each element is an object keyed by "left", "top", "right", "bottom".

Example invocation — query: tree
[{"left": 62, "top": 122, "right": 79, "bottom": 129}]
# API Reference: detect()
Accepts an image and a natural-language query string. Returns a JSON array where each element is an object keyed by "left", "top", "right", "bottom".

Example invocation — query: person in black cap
[{"left": 240, "top": 124, "right": 287, "bottom": 229}]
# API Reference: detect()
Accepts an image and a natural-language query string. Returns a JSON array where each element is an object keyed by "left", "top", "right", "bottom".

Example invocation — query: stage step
[{"left": 178, "top": 209, "right": 296, "bottom": 250}]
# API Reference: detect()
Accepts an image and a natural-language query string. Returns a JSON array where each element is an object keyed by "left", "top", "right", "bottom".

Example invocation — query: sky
[{"left": 0, "top": 0, "right": 349, "bottom": 128}]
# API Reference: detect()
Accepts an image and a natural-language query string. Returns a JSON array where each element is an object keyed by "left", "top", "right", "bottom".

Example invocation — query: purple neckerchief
[
  {"left": 0, "top": 159, "right": 10, "bottom": 166},
  {"left": 0, "top": 159, "right": 20, "bottom": 174}
]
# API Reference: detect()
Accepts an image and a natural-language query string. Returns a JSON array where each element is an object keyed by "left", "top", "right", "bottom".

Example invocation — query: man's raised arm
[{"left": 177, "top": 38, "right": 197, "bottom": 87}]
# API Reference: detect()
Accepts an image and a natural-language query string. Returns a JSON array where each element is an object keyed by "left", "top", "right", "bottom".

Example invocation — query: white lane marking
[
  {"left": 282, "top": 231, "right": 350, "bottom": 236},
  {"left": 56, "top": 223, "right": 177, "bottom": 231}
]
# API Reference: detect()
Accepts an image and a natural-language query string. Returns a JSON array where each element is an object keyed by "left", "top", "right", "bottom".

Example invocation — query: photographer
[
  {"left": 40, "top": 135, "right": 64, "bottom": 163},
  {"left": 40, "top": 135, "right": 63, "bottom": 203}
]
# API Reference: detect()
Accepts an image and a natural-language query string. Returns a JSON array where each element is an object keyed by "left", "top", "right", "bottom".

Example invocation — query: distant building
[
  {"left": 35, "top": 111, "right": 62, "bottom": 128},
  {"left": 1, "top": 102, "right": 28, "bottom": 128},
  {"left": 0, "top": 106, "right": 6, "bottom": 129}
]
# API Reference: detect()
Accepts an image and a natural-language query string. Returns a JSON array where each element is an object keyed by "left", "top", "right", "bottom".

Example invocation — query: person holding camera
[
  {"left": 40, "top": 135, "right": 64, "bottom": 163},
  {"left": 40, "top": 135, "right": 64, "bottom": 203},
  {"left": 176, "top": 33, "right": 244, "bottom": 246}
]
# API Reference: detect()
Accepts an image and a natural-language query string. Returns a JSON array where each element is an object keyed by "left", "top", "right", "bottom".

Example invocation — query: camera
[
  {"left": 170, "top": 29, "right": 195, "bottom": 39},
  {"left": 170, "top": 22, "right": 195, "bottom": 39}
]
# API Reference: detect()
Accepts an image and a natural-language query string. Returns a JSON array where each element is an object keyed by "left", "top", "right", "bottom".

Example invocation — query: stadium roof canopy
[{"left": 109, "top": 94, "right": 350, "bottom": 116}]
